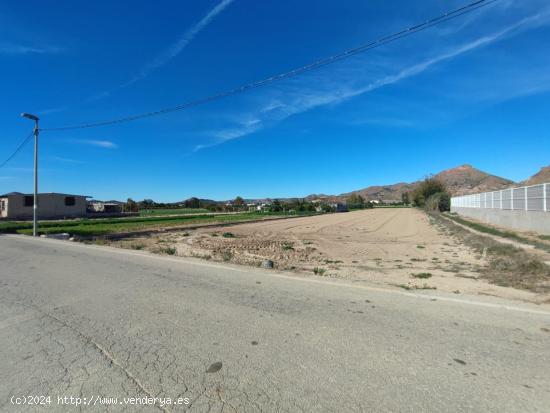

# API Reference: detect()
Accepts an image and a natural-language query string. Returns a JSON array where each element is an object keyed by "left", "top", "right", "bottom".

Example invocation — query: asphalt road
[{"left": 1, "top": 235, "right": 549, "bottom": 412}]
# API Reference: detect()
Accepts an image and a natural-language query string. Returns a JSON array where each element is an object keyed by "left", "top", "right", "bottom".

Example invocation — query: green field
[
  {"left": 0, "top": 212, "right": 295, "bottom": 237},
  {"left": 139, "top": 208, "right": 210, "bottom": 216}
]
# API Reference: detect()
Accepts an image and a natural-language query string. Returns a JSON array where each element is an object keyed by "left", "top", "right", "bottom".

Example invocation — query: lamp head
[{"left": 21, "top": 113, "right": 39, "bottom": 121}]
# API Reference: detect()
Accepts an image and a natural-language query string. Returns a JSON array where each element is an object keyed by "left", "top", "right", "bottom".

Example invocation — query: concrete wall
[
  {"left": 2, "top": 194, "right": 87, "bottom": 220},
  {"left": 451, "top": 206, "right": 550, "bottom": 235},
  {"left": 0, "top": 198, "right": 7, "bottom": 218}
]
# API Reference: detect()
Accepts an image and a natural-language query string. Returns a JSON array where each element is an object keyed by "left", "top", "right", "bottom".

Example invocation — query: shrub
[
  {"left": 313, "top": 267, "right": 327, "bottom": 275},
  {"left": 410, "top": 176, "right": 451, "bottom": 212},
  {"left": 282, "top": 241, "right": 294, "bottom": 251},
  {"left": 425, "top": 192, "right": 451, "bottom": 212},
  {"left": 412, "top": 177, "right": 449, "bottom": 208},
  {"left": 162, "top": 246, "right": 177, "bottom": 255},
  {"left": 411, "top": 272, "right": 432, "bottom": 279}
]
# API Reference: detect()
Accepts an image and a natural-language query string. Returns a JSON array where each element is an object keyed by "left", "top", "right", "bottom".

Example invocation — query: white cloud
[
  {"left": 50, "top": 156, "right": 85, "bottom": 164},
  {"left": 122, "top": 0, "right": 234, "bottom": 87},
  {"left": 72, "top": 139, "right": 117, "bottom": 149},
  {"left": 39, "top": 0, "right": 234, "bottom": 114},
  {"left": 0, "top": 44, "right": 62, "bottom": 55},
  {"left": 198, "top": 11, "right": 550, "bottom": 150},
  {"left": 0, "top": 43, "right": 62, "bottom": 55}
]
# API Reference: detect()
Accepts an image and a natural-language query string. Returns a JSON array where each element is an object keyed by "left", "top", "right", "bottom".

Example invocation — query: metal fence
[{"left": 451, "top": 183, "right": 549, "bottom": 212}]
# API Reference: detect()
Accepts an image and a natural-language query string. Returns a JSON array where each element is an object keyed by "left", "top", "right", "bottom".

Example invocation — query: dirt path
[{"left": 110, "top": 209, "right": 548, "bottom": 304}]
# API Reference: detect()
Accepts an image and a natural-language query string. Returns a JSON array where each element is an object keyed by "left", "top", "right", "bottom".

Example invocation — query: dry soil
[{"left": 111, "top": 208, "right": 549, "bottom": 303}]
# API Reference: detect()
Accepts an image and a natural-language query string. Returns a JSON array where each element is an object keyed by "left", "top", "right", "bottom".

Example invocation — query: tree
[
  {"left": 233, "top": 196, "right": 245, "bottom": 209},
  {"left": 401, "top": 192, "right": 410, "bottom": 205},
  {"left": 138, "top": 198, "right": 154, "bottom": 209},
  {"left": 320, "top": 203, "right": 335, "bottom": 213},
  {"left": 270, "top": 199, "right": 283, "bottom": 212},
  {"left": 184, "top": 197, "right": 200, "bottom": 209},
  {"left": 124, "top": 198, "right": 138, "bottom": 212},
  {"left": 412, "top": 177, "right": 448, "bottom": 207},
  {"left": 412, "top": 177, "right": 450, "bottom": 212},
  {"left": 346, "top": 193, "right": 365, "bottom": 208}
]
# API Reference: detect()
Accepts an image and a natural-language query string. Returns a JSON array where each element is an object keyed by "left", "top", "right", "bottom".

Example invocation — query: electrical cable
[{"left": 41, "top": 0, "right": 498, "bottom": 131}]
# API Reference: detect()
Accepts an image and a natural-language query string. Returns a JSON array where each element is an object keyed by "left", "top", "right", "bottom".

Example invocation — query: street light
[{"left": 21, "top": 113, "right": 40, "bottom": 237}]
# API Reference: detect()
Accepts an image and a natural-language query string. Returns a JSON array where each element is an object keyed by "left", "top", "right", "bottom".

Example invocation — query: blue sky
[{"left": 1, "top": 0, "right": 549, "bottom": 201}]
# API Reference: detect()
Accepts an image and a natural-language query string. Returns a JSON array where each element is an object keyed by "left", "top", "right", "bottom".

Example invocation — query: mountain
[
  {"left": 433, "top": 164, "right": 514, "bottom": 196},
  {"left": 522, "top": 165, "right": 550, "bottom": 186},
  {"left": 312, "top": 164, "right": 517, "bottom": 202},
  {"left": 340, "top": 182, "right": 416, "bottom": 202},
  {"left": 304, "top": 193, "right": 344, "bottom": 202}
]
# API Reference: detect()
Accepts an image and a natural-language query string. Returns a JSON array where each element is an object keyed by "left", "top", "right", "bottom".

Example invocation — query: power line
[
  {"left": 42, "top": 0, "right": 498, "bottom": 132},
  {"left": 0, "top": 131, "right": 34, "bottom": 169}
]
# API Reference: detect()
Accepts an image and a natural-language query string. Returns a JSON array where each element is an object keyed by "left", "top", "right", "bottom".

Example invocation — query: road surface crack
[{"left": 6, "top": 299, "right": 170, "bottom": 413}]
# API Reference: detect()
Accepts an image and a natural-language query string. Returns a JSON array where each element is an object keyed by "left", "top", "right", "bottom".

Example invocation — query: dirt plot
[{"left": 111, "top": 209, "right": 550, "bottom": 303}]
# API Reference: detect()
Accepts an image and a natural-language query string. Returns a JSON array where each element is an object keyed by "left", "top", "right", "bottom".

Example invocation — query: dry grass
[{"left": 430, "top": 213, "right": 550, "bottom": 293}]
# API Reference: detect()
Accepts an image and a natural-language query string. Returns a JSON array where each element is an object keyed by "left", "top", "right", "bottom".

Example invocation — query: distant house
[
  {"left": 330, "top": 202, "right": 349, "bottom": 212},
  {"left": 0, "top": 192, "right": 88, "bottom": 220},
  {"left": 88, "top": 201, "right": 123, "bottom": 213}
]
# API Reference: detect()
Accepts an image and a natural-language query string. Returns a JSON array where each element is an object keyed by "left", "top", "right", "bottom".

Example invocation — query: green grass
[
  {"left": 139, "top": 208, "right": 210, "bottom": 216},
  {"left": 0, "top": 212, "right": 284, "bottom": 237}
]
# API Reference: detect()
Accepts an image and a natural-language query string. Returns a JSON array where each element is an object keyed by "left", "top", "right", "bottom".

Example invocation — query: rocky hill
[
  {"left": 339, "top": 182, "right": 416, "bottom": 202},
  {"left": 312, "top": 164, "right": 518, "bottom": 202},
  {"left": 433, "top": 164, "right": 514, "bottom": 196},
  {"left": 522, "top": 165, "right": 550, "bottom": 186}
]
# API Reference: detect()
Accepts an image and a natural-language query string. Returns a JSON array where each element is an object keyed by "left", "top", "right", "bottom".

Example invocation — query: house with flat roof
[{"left": 0, "top": 192, "right": 88, "bottom": 220}]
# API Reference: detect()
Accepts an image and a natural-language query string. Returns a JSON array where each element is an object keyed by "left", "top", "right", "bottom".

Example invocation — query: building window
[
  {"left": 65, "top": 196, "right": 76, "bottom": 206},
  {"left": 24, "top": 196, "right": 33, "bottom": 207},
  {"left": 1, "top": 200, "right": 5, "bottom": 211}
]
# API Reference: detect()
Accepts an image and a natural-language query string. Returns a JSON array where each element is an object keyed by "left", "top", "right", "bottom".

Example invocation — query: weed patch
[
  {"left": 431, "top": 212, "right": 550, "bottom": 293},
  {"left": 282, "top": 242, "right": 294, "bottom": 251},
  {"left": 444, "top": 213, "right": 550, "bottom": 253},
  {"left": 411, "top": 272, "right": 432, "bottom": 279},
  {"left": 222, "top": 251, "right": 233, "bottom": 261},
  {"left": 313, "top": 267, "right": 327, "bottom": 276},
  {"left": 160, "top": 246, "right": 177, "bottom": 255}
]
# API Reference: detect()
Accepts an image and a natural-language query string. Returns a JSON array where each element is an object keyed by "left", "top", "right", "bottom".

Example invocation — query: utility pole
[{"left": 21, "top": 113, "right": 40, "bottom": 236}]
